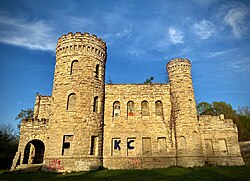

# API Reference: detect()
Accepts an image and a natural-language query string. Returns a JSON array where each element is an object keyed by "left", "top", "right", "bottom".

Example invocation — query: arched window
[
  {"left": 141, "top": 100, "right": 149, "bottom": 116},
  {"left": 67, "top": 93, "right": 76, "bottom": 111},
  {"left": 127, "top": 101, "right": 134, "bottom": 116},
  {"left": 93, "top": 96, "right": 98, "bottom": 112},
  {"left": 113, "top": 101, "right": 120, "bottom": 116},
  {"left": 95, "top": 64, "right": 99, "bottom": 78},
  {"left": 155, "top": 100, "right": 163, "bottom": 116},
  {"left": 70, "top": 60, "right": 79, "bottom": 75}
]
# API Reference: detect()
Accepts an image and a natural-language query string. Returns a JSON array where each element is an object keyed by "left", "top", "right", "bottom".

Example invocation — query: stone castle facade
[{"left": 11, "top": 32, "right": 244, "bottom": 172}]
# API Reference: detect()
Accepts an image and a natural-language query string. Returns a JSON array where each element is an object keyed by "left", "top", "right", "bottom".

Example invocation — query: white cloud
[
  {"left": 192, "top": 19, "right": 216, "bottom": 39},
  {"left": 223, "top": 2, "right": 248, "bottom": 38},
  {"left": 168, "top": 28, "right": 184, "bottom": 44},
  {"left": 103, "top": 26, "right": 133, "bottom": 44},
  {"left": 203, "top": 48, "right": 237, "bottom": 59},
  {"left": 0, "top": 14, "right": 57, "bottom": 51}
]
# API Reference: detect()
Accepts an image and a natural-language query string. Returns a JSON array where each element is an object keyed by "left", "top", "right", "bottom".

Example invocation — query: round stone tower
[
  {"left": 167, "top": 58, "right": 204, "bottom": 167},
  {"left": 44, "top": 32, "right": 107, "bottom": 172}
]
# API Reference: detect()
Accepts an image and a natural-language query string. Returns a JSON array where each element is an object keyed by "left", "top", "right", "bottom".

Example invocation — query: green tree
[
  {"left": 15, "top": 108, "right": 34, "bottom": 129},
  {"left": 0, "top": 124, "right": 19, "bottom": 169},
  {"left": 238, "top": 106, "right": 250, "bottom": 118},
  {"left": 143, "top": 76, "right": 154, "bottom": 84}
]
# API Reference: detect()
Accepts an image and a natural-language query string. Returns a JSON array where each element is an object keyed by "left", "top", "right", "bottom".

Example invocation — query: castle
[{"left": 11, "top": 32, "right": 244, "bottom": 172}]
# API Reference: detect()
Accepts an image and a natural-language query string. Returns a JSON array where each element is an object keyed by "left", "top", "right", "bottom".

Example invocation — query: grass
[{"left": 0, "top": 166, "right": 250, "bottom": 181}]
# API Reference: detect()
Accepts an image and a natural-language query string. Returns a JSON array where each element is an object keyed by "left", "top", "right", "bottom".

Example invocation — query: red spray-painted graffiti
[
  {"left": 128, "top": 158, "right": 145, "bottom": 168},
  {"left": 48, "top": 159, "right": 64, "bottom": 170}
]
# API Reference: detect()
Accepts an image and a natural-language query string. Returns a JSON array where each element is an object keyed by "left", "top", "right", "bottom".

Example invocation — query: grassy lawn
[{"left": 0, "top": 166, "right": 250, "bottom": 181}]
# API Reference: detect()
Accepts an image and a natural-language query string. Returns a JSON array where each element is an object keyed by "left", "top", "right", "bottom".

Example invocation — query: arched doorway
[{"left": 23, "top": 139, "right": 45, "bottom": 164}]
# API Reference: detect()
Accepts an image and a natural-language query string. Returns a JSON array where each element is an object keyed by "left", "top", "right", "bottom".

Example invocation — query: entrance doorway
[{"left": 23, "top": 139, "right": 45, "bottom": 164}]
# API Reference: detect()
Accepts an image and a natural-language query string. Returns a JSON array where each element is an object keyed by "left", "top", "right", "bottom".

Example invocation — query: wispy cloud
[
  {"left": 192, "top": 19, "right": 216, "bottom": 39},
  {"left": 225, "top": 56, "right": 250, "bottom": 72},
  {"left": 203, "top": 48, "right": 237, "bottom": 59},
  {"left": 223, "top": 2, "right": 249, "bottom": 38},
  {"left": 0, "top": 13, "right": 57, "bottom": 51},
  {"left": 102, "top": 26, "right": 133, "bottom": 44},
  {"left": 168, "top": 28, "right": 184, "bottom": 44}
]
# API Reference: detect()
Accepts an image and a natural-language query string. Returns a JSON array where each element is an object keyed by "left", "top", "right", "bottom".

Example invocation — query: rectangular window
[
  {"left": 204, "top": 139, "right": 214, "bottom": 156},
  {"left": 218, "top": 139, "right": 228, "bottom": 155},
  {"left": 111, "top": 138, "right": 121, "bottom": 156},
  {"left": 142, "top": 137, "right": 152, "bottom": 155},
  {"left": 157, "top": 137, "right": 167, "bottom": 155},
  {"left": 127, "top": 138, "right": 136, "bottom": 156},
  {"left": 62, "top": 135, "right": 73, "bottom": 155},
  {"left": 90, "top": 136, "right": 98, "bottom": 156}
]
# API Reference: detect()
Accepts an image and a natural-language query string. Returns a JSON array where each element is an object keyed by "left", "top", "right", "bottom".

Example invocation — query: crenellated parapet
[
  {"left": 56, "top": 32, "right": 106, "bottom": 60},
  {"left": 21, "top": 118, "right": 49, "bottom": 128},
  {"left": 166, "top": 58, "right": 191, "bottom": 77}
]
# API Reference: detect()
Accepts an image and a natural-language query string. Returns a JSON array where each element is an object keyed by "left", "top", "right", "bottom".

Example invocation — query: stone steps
[{"left": 16, "top": 164, "right": 43, "bottom": 171}]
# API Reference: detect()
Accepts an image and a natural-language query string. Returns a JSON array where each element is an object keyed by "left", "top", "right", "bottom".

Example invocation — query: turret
[
  {"left": 44, "top": 32, "right": 107, "bottom": 172},
  {"left": 167, "top": 58, "right": 204, "bottom": 167}
]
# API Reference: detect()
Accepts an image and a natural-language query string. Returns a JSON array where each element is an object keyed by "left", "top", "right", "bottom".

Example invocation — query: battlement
[
  {"left": 166, "top": 58, "right": 191, "bottom": 74},
  {"left": 21, "top": 118, "right": 49, "bottom": 127},
  {"left": 56, "top": 32, "right": 106, "bottom": 59}
]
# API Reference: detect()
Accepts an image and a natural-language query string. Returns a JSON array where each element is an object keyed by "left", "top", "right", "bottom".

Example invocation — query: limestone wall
[
  {"left": 11, "top": 118, "right": 48, "bottom": 169},
  {"left": 43, "top": 32, "right": 107, "bottom": 172},
  {"left": 199, "top": 115, "right": 244, "bottom": 165},
  {"left": 33, "top": 94, "right": 52, "bottom": 120},
  {"left": 103, "top": 84, "right": 177, "bottom": 169}
]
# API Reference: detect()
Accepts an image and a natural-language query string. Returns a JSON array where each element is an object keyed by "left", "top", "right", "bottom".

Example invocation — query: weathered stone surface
[{"left": 11, "top": 32, "right": 244, "bottom": 172}]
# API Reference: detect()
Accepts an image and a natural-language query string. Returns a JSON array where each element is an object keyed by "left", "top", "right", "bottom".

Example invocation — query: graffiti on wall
[
  {"left": 128, "top": 158, "right": 145, "bottom": 168},
  {"left": 48, "top": 159, "right": 64, "bottom": 170}
]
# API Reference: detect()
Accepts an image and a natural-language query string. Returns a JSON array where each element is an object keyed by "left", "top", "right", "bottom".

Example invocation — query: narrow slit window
[
  {"left": 93, "top": 96, "right": 98, "bottom": 112},
  {"left": 90, "top": 136, "right": 98, "bottom": 156},
  {"left": 95, "top": 64, "right": 99, "bottom": 78}
]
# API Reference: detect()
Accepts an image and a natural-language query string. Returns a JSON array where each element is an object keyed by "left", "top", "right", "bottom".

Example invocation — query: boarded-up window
[
  {"left": 93, "top": 96, "right": 98, "bottom": 112},
  {"left": 70, "top": 60, "right": 79, "bottom": 75},
  {"left": 95, "top": 64, "right": 99, "bottom": 78},
  {"left": 127, "top": 101, "right": 134, "bottom": 116},
  {"left": 141, "top": 101, "right": 149, "bottom": 116},
  {"left": 192, "top": 131, "right": 199, "bottom": 146},
  {"left": 67, "top": 93, "right": 76, "bottom": 111},
  {"left": 127, "top": 138, "right": 136, "bottom": 156},
  {"left": 155, "top": 100, "right": 163, "bottom": 116},
  {"left": 179, "top": 136, "right": 186, "bottom": 150},
  {"left": 112, "top": 138, "right": 121, "bottom": 156},
  {"left": 218, "top": 139, "right": 228, "bottom": 155},
  {"left": 90, "top": 136, "right": 98, "bottom": 156},
  {"left": 62, "top": 135, "right": 73, "bottom": 155},
  {"left": 157, "top": 137, "right": 167, "bottom": 155},
  {"left": 142, "top": 137, "right": 152, "bottom": 155},
  {"left": 113, "top": 101, "right": 120, "bottom": 116},
  {"left": 204, "top": 139, "right": 214, "bottom": 156}
]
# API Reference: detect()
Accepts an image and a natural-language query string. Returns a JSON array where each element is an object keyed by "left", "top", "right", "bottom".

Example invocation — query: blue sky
[{"left": 0, "top": 0, "right": 250, "bottom": 130}]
